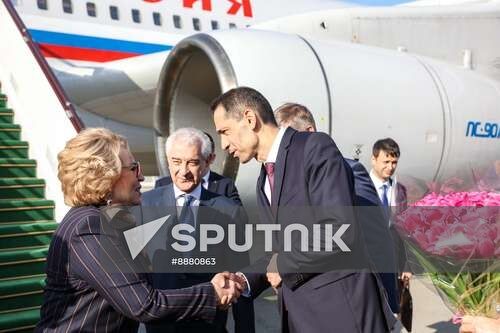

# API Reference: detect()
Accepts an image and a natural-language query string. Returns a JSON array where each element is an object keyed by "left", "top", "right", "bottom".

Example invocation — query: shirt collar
[
  {"left": 265, "top": 127, "right": 287, "bottom": 164},
  {"left": 370, "top": 169, "right": 392, "bottom": 189},
  {"left": 173, "top": 182, "right": 202, "bottom": 201},
  {"left": 202, "top": 170, "right": 210, "bottom": 188}
]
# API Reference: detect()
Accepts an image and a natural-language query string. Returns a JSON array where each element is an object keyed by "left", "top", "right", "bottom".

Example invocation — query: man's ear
[
  {"left": 207, "top": 153, "right": 216, "bottom": 165},
  {"left": 243, "top": 108, "right": 258, "bottom": 130}
]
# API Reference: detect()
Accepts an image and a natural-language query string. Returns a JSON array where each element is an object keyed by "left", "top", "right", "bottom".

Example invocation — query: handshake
[
  {"left": 210, "top": 272, "right": 247, "bottom": 309},
  {"left": 210, "top": 264, "right": 283, "bottom": 309},
  {"left": 210, "top": 254, "right": 283, "bottom": 308}
]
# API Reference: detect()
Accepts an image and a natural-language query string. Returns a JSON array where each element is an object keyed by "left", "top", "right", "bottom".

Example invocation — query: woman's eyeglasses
[{"left": 123, "top": 161, "right": 141, "bottom": 178}]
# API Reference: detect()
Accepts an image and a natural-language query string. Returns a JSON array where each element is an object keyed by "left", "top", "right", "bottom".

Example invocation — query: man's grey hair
[{"left": 165, "top": 127, "right": 212, "bottom": 160}]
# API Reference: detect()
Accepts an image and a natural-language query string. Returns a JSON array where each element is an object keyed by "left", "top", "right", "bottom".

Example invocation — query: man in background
[
  {"left": 155, "top": 131, "right": 241, "bottom": 205},
  {"left": 370, "top": 138, "right": 413, "bottom": 331},
  {"left": 369, "top": 138, "right": 412, "bottom": 278},
  {"left": 275, "top": 103, "right": 401, "bottom": 316},
  {"left": 143, "top": 128, "right": 254, "bottom": 333}
]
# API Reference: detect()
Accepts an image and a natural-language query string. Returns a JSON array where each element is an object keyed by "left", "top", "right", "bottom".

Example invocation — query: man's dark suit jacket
[
  {"left": 36, "top": 206, "right": 217, "bottom": 333},
  {"left": 346, "top": 159, "right": 400, "bottom": 313},
  {"left": 155, "top": 171, "right": 241, "bottom": 205},
  {"left": 141, "top": 185, "right": 254, "bottom": 333},
  {"left": 244, "top": 128, "right": 396, "bottom": 333}
]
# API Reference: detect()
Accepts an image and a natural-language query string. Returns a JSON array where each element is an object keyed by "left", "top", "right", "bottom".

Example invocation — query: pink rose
[{"left": 477, "top": 240, "right": 495, "bottom": 257}]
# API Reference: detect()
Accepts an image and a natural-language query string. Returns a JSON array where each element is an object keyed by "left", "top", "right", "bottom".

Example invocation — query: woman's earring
[{"left": 106, "top": 194, "right": 113, "bottom": 206}]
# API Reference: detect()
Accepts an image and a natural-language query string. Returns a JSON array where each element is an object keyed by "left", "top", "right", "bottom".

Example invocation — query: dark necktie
[
  {"left": 265, "top": 162, "right": 275, "bottom": 196},
  {"left": 381, "top": 184, "right": 389, "bottom": 207},
  {"left": 381, "top": 184, "right": 391, "bottom": 224},
  {"left": 179, "top": 194, "right": 195, "bottom": 229}
]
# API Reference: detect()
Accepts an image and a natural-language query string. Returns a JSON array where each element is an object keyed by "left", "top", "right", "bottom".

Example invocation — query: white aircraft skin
[
  {"left": 149, "top": 0, "right": 500, "bottom": 198},
  {"left": 12, "top": 0, "right": 498, "bottom": 184},
  {"left": 13, "top": 0, "right": 372, "bottom": 172}
]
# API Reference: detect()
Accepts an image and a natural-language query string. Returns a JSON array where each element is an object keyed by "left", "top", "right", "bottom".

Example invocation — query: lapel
[
  {"left": 257, "top": 164, "right": 268, "bottom": 205},
  {"left": 197, "top": 187, "right": 217, "bottom": 225},
  {"left": 207, "top": 172, "right": 218, "bottom": 193},
  {"left": 199, "top": 187, "right": 216, "bottom": 206},
  {"left": 161, "top": 183, "right": 178, "bottom": 225},
  {"left": 271, "top": 127, "right": 295, "bottom": 208},
  {"left": 256, "top": 164, "right": 274, "bottom": 222},
  {"left": 162, "top": 183, "right": 177, "bottom": 206}
]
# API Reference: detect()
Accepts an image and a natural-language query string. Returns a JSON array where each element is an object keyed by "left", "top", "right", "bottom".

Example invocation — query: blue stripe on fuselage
[{"left": 29, "top": 29, "right": 172, "bottom": 54}]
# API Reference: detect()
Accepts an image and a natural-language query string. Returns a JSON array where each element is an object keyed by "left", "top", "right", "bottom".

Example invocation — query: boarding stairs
[
  {"left": 0, "top": 0, "right": 84, "bottom": 331},
  {"left": 0, "top": 87, "right": 56, "bottom": 332}
]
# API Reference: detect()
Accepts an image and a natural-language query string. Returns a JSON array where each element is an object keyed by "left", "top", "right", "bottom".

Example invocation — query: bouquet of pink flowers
[{"left": 396, "top": 191, "right": 500, "bottom": 321}]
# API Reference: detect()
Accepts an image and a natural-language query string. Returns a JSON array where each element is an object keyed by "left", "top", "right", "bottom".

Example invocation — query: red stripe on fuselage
[{"left": 39, "top": 43, "right": 140, "bottom": 62}]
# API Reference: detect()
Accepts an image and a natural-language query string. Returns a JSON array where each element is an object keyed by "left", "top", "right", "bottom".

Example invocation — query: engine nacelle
[{"left": 155, "top": 30, "right": 500, "bottom": 203}]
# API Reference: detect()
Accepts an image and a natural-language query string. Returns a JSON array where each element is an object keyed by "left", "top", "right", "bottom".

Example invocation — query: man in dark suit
[
  {"left": 211, "top": 87, "right": 396, "bottom": 332},
  {"left": 369, "top": 138, "right": 412, "bottom": 280},
  {"left": 274, "top": 103, "right": 401, "bottom": 315},
  {"left": 155, "top": 132, "right": 241, "bottom": 205},
  {"left": 142, "top": 128, "right": 254, "bottom": 333}
]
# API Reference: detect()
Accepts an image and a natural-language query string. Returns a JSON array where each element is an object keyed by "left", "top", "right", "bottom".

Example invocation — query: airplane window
[
  {"left": 229, "top": 23, "right": 237, "bottom": 29},
  {"left": 132, "top": 9, "right": 141, "bottom": 23},
  {"left": 86, "top": 2, "right": 96, "bottom": 17},
  {"left": 173, "top": 15, "right": 182, "bottom": 29},
  {"left": 109, "top": 6, "right": 119, "bottom": 20},
  {"left": 193, "top": 18, "right": 201, "bottom": 31},
  {"left": 211, "top": 20, "right": 219, "bottom": 30},
  {"left": 62, "top": 0, "right": 72, "bottom": 14},
  {"left": 37, "top": 0, "right": 48, "bottom": 10},
  {"left": 153, "top": 12, "right": 162, "bottom": 26}
]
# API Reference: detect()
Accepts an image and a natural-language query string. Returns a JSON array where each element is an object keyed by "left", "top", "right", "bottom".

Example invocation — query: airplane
[
  {"left": 1, "top": 3, "right": 497, "bottom": 332},
  {"left": 149, "top": 0, "right": 500, "bottom": 204},
  {"left": 10, "top": 0, "right": 500, "bottom": 206},
  {"left": 12, "top": 0, "right": 368, "bottom": 174}
]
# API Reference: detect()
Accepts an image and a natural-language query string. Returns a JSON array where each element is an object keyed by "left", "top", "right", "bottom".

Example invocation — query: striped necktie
[{"left": 179, "top": 194, "right": 195, "bottom": 229}]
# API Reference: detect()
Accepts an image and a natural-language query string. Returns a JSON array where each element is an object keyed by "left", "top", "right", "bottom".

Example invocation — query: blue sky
[{"left": 346, "top": 0, "right": 412, "bottom": 5}]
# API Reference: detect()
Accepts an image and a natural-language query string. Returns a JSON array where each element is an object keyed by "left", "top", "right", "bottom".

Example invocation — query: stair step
[
  {"left": 0, "top": 275, "right": 45, "bottom": 312},
  {"left": 0, "top": 307, "right": 40, "bottom": 332},
  {"left": 0, "top": 246, "right": 48, "bottom": 279},
  {"left": 0, "top": 141, "right": 28, "bottom": 159},
  {"left": 0, "top": 179, "right": 45, "bottom": 200},
  {"left": 0, "top": 94, "right": 6, "bottom": 108},
  {"left": 0, "top": 124, "right": 21, "bottom": 141},
  {"left": 0, "top": 222, "right": 57, "bottom": 250},
  {"left": 0, "top": 108, "right": 13, "bottom": 124},
  {"left": 0, "top": 158, "right": 36, "bottom": 178},
  {"left": 0, "top": 199, "right": 54, "bottom": 223}
]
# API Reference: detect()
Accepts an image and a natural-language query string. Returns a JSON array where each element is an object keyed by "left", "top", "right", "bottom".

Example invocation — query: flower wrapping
[{"left": 396, "top": 191, "right": 500, "bottom": 321}]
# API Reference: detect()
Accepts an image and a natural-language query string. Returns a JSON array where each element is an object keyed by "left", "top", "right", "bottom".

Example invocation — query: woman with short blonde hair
[
  {"left": 36, "top": 128, "right": 240, "bottom": 332},
  {"left": 57, "top": 128, "right": 127, "bottom": 206}
]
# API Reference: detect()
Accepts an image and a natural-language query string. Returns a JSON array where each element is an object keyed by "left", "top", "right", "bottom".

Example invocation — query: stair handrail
[{"left": 1, "top": 0, "right": 84, "bottom": 132}]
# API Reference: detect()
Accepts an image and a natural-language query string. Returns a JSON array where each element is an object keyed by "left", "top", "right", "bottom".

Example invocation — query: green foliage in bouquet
[{"left": 408, "top": 242, "right": 499, "bottom": 319}]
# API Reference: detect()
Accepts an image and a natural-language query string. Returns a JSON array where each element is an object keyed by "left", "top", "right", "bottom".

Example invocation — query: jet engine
[{"left": 154, "top": 30, "right": 500, "bottom": 204}]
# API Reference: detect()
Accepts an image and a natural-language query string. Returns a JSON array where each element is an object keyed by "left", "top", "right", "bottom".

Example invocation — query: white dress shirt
[
  {"left": 369, "top": 170, "right": 395, "bottom": 207},
  {"left": 201, "top": 170, "right": 210, "bottom": 190},
  {"left": 263, "top": 127, "right": 287, "bottom": 203}
]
